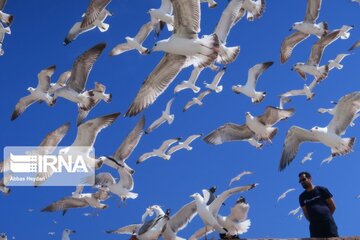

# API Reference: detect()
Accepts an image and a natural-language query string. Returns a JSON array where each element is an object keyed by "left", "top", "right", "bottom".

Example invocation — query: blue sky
[{"left": 1, "top": 0, "right": 360, "bottom": 239}]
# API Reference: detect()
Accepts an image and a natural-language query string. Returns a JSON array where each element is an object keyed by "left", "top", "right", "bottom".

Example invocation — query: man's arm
[
  {"left": 326, "top": 197, "right": 336, "bottom": 215},
  {"left": 301, "top": 206, "right": 310, "bottom": 221}
]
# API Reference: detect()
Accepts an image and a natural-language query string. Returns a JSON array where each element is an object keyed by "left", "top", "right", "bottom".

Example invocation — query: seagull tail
[
  {"left": 332, "top": 137, "right": 356, "bottom": 156},
  {"left": 125, "top": 191, "right": 138, "bottom": 199},
  {"left": 195, "top": 34, "right": 220, "bottom": 68},
  {"left": 234, "top": 219, "right": 251, "bottom": 235},
  {"left": 78, "top": 92, "right": 97, "bottom": 111},
  {"left": 216, "top": 45, "right": 240, "bottom": 65},
  {"left": 98, "top": 22, "right": 110, "bottom": 32}
]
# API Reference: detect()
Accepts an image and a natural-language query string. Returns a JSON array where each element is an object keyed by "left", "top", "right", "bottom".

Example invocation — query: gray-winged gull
[
  {"left": 136, "top": 138, "right": 181, "bottom": 164},
  {"left": 183, "top": 90, "right": 211, "bottom": 112},
  {"left": 145, "top": 98, "right": 175, "bottom": 134}
]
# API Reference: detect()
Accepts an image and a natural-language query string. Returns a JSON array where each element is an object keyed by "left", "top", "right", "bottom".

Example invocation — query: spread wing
[
  {"left": 204, "top": 123, "right": 253, "bottom": 145},
  {"left": 81, "top": 0, "right": 111, "bottom": 28},
  {"left": 11, "top": 94, "right": 38, "bottom": 121},
  {"left": 169, "top": 201, "right": 197, "bottom": 233},
  {"left": 41, "top": 197, "right": 88, "bottom": 212},
  {"left": 304, "top": 0, "right": 322, "bottom": 23},
  {"left": 106, "top": 224, "right": 141, "bottom": 234},
  {"left": 258, "top": 106, "right": 295, "bottom": 126},
  {"left": 171, "top": 0, "right": 200, "bottom": 38},
  {"left": 37, "top": 65, "right": 56, "bottom": 92},
  {"left": 280, "top": 32, "right": 309, "bottom": 64},
  {"left": 246, "top": 62, "right": 273, "bottom": 89}
]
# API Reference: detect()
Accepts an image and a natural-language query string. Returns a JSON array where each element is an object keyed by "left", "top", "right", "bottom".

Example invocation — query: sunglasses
[{"left": 299, "top": 178, "right": 307, "bottom": 183}]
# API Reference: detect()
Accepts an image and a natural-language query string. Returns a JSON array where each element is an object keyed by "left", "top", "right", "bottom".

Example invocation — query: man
[{"left": 298, "top": 171, "right": 339, "bottom": 238}]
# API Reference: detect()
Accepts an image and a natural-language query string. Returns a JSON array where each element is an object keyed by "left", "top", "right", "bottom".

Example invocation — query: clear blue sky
[{"left": 1, "top": 0, "right": 359, "bottom": 239}]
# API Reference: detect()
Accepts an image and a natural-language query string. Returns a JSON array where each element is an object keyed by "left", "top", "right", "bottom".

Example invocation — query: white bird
[
  {"left": 125, "top": 0, "right": 219, "bottom": 116},
  {"left": 34, "top": 112, "right": 120, "bottom": 186},
  {"left": 53, "top": 43, "right": 106, "bottom": 114},
  {"left": 320, "top": 155, "right": 334, "bottom": 165},
  {"left": 136, "top": 138, "right": 181, "bottom": 164},
  {"left": 77, "top": 82, "right": 112, "bottom": 125},
  {"left": 241, "top": 0, "right": 266, "bottom": 21},
  {"left": 229, "top": 171, "right": 253, "bottom": 186},
  {"left": 174, "top": 67, "right": 203, "bottom": 93},
  {"left": 190, "top": 196, "right": 251, "bottom": 239},
  {"left": 232, "top": 62, "right": 273, "bottom": 103},
  {"left": 280, "top": 81, "right": 317, "bottom": 101},
  {"left": 204, "top": 67, "right": 226, "bottom": 93},
  {"left": 279, "top": 91, "right": 360, "bottom": 171},
  {"left": 48, "top": 232, "right": 55, "bottom": 236},
  {"left": 11, "top": 65, "right": 56, "bottom": 121},
  {"left": 0, "top": 0, "right": 13, "bottom": 26},
  {"left": 42, "top": 187, "right": 110, "bottom": 215},
  {"left": 277, "top": 188, "right": 296, "bottom": 202},
  {"left": 318, "top": 101, "right": 360, "bottom": 127},
  {"left": 148, "top": 0, "right": 174, "bottom": 36},
  {"left": 300, "top": 152, "right": 313, "bottom": 164},
  {"left": 61, "top": 229, "right": 75, "bottom": 240},
  {"left": 107, "top": 209, "right": 171, "bottom": 240},
  {"left": 327, "top": 53, "right": 350, "bottom": 71},
  {"left": 167, "top": 134, "right": 202, "bottom": 155},
  {"left": 0, "top": 21, "right": 10, "bottom": 55},
  {"left": 110, "top": 21, "right": 152, "bottom": 56},
  {"left": 64, "top": 0, "right": 112, "bottom": 44},
  {"left": 298, "top": 213, "right": 304, "bottom": 220},
  {"left": 145, "top": 98, "right": 175, "bottom": 134},
  {"left": 280, "top": 0, "right": 327, "bottom": 63},
  {"left": 201, "top": 0, "right": 217, "bottom": 8},
  {"left": 48, "top": 70, "right": 71, "bottom": 95},
  {"left": 279, "top": 96, "right": 291, "bottom": 110},
  {"left": 183, "top": 90, "right": 211, "bottom": 112},
  {"left": 190, "top": 184, "right": 258, "bottom": 235},
  {"left": 0, "top": 175, "right": 10, "bottom": 195},
  {"left": 288, "top": 206, "right": 301, "bottom": 216},
  {"left": 204, "top": 106, "right": 295, "bottom": 145}
]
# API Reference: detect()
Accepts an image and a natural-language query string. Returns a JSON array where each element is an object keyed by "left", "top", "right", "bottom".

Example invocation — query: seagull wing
[
  {"left": 281, "top": 89, "right": 306, "bottom": 97},
  {"left": 349, "top": 40, "right": 360, "bottom": 51},
  {"left": 41, "top": 197, "right": 88, "bottom": 212},
  {"left": 37, "top": 65, "right": 56, "bottom": 92},
  {"left": 246, "top": 61, "right": 273, "bottom": 89},
  {"left": 106, "top": 224, "right": 141, "bottom": 234},
  {"left": 126, "top": 53, "right": 187, "bottom": 117},
  {"left": 160, "top": 0, "right": 173, "bottom": 13},
  {"left": 11, "top": 94, "right": 38, "bottom": 121},
  {"left": 213, "top": 0, "right": 243, "bottom": 43},
  {"left": 210, "top": 67, "right": 226, "bottom": 86},
  {"left": 204, "top": 123, "right": 254, "bottom": 145},
  {"left": 334, "top": 53, "right": 350, "bottom": 63},
  {"left": 114, "top": 115, "right": 145, "bottom": 162},
  {"left": 308, "top": 29, "right": 341, "bottom": 66},
  {"left": 56, "top": 70, "right": 72, "bottom": 86},
  {"left": 279, "top": 126, "right": 319, "bottom": 171},
  {"left": 229, "top": 202, "right": 249, "bottom": 222},
  {"left": 280, "top": 32, "right": 310, "bottom": 64},
  {"left": 197, "top": 90, "right": 211, "bottom": 101},
  {"left": 80, "top": 0, "right": 111, "bottom": 28},
  {"left": 36, "top": 122, "right": 70, "bottom": 154},
  {"left": 171, "top": 0, "right": 200, "bottom": 37},
  {"left": 304, "top": 0, "right": 322, "bottom": 23},
  {"left": 166, "top": 144, "right": 183, "bottom": 155},
  {"left": 137, "top": 151, "right": 156, "bottom": 164},
  {"left": 209, "top": 183, "right": 258, "bottom": 217},
  {"left": 258, "top": 106, "right": 295, "bottom": 126},
  {"left": 134, "top": 21, "right": 153, "bottom": 44},
  {"left": 67, "top": 43, "right": 106, "bottom": 93},
  {"left": 146, "top": 115, "right": 166, "bottom": 134},
  {"left": 169, "top": 200, "right": 197, "bottom": 233},
  {"left": 118, "top": 166, "right": 134, "bottom": 190},
  {"left": 165, "top": 97, "right": 175, "bottom": 114},
  {"left": 159, "top": 138, "right": 181, "bottom": 152},
  {"left": 183, "top": 99, "right": 196, "bottom": 112},
  {"left": 184, "top": 134, "right": 202, "bottom": 144},
  {"left": 93, "top": 172, "right": 116, "bottom": 186},
  {"left": 189, "top": 226, "right": 214, "bottom": 240},
  {"left": 327, "top": 92, "right": 360, "bottom": 135},
  {"left": 73, "top": 112, "right": 120, "bottom": 148},
  {"left": 0, "top": 0, "right": 7, "bottom": 10}
]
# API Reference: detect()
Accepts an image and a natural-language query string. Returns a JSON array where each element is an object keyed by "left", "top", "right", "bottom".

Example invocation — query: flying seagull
[
  {"left": 301, "top": 152, "right": 313, "bottom": 164},
  {"left": 240, "top": 0, "right": 266, "bottom": 21},
  {"left": 167, "top": 134, "right": 202, "bottom": 155},
  {"left": 229, "top": 171, "right": 254, "bottom": 186},
  {"left": 0, "top": 0, "right": 13, "bottom": 26},
  {"left": 277, "top": 188, "right": 296, "bottom": 202},
  {"left": 280, "top": 0, "right": 327, "bottom": 64},
  {"left": 61, "top": 229, "right": 76, "bottom": 240},
  {"left": 136, "top": 138, "right": 181, "bottom": 164},
  {"left": 232, "top": 61, "right": 273, "bottom": 103},
  {"left": 0, "top": 21, "right": 10, "bottom": 55},
  {"left": 327, "top": 53, "right": 350, "bottom": 71},
  {"left": 204, "top": 67, "right": 226, "bottom": 93},
  {"left": 183, "top": 90, "right": 211, "bottom": 112},
  {"left": 279, "top": 91, "right": 360, "bottom": 171},
  {"left": 53, "top": 43, "right": 106, "bottom": 114},
  {"left": 125, "top": 0, "right": 219, "bottom": 116},
  {"left": 349, "top": 40, "right": 360, "bottom": 51},
  {"left": 48, "top": 70, "right": 72, "bottom": 95},
  {"left": 148, "top": 0, "right": 174, "bottom": 36},
  {"left": 11, "top": 65, "right": 56, "bottom": 121},
  {"left": 204, "top": 106, "right": 295, "bottom": 145},
  {"left": 318, "top": 101, "right": 360, "bottom": 127},
  {"left": 288, "top": 206, "right": 301, "bottom": 216},
  {"left": 145, "top": 98, "right": 175, "bottom": 134},
  {"left": 173, "top": 67, "right": 203, "bottom": 93}
]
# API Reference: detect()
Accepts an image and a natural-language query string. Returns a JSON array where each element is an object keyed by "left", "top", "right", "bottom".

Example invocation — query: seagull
[
  {"left": 145, "top": 98, "right": 175, "bottom": 134},
  {"left": 143, "top": 203, "right": 198, "bottom": 240},
  {"left": 48, "top": 232, "right": 55, "bottom": 236},
  {"left": 166, "top": 134, "right": 202, "bottom": 155},
  {"left": 241, "top": 0, "right": 266, "bottom": 21},
  {"left": 0, "top": 175, "right": 10, "bottom": 195},
  {"left": 277, "top": 188, "right": 296, "bottom": 202},
  {"left": 0, "top": 0, "right": 13, "bottom": 26},
  {"left": 11, "top": 65, "right": 56, "bottom": 121},
  {"left": 42, "top": 187, "right": 110, "bottom": 215},
  {"left": 77, "top": 82, "right": 112, "bottom": 125},
  {"left": 279, "top": 96, "right": 292, "bottom": 109},
  {"left": 232, "top": 61, "right": 273, "bottom": 103},
  {"left": 320, "top": 155, "right": 333, "bottom": 165},
  {"left": 327, "top": 53, "right": 350, "bottom": 71},
  {"left": 201, "top": 0, "right": 217, "bottom": 8},
  {"left": 100, "top": 115, "right": 145, "bottom": 173},
  {"left": 183, "top": 90, "right": 211, "bottom": 112},
  {"left": 204, "top": 106, "right": 295, "bottom": 145},
  {"left": 351, "top": 0, "right": 360, "bottom": 4},
  {"left": 300, "top": 152, "right": 313, "bottom": 164},
  {"left": 349, "top": 40, "right": 360, "bottom": 51},
  {"left": 190, "top": 196, "right": 251, "bottom": 240},
  {"left": 229, "top": 171, "right": 253, "bottom": 186},
  {"left": 288, "top": 206, "right": 301, "bottom": 216},
  {"left": 107, "top": 209, "right": 171, "bottom": 240},
  {"left": 190, "top": 184, "right": 258, "bottom": 235},
  {"left": 110, "top": 21, "right": 152, "bottom": 56},
  {"left": 34, "top": 112, "right": 120, "bottom": 186},
  {"left": 48, "top": 70, "right": 72, "bottom": 95},
  {"left": 0, "top": 21, "right": 10, "bottom": 55},
  {"left": 136, "top": 138, "right": 181, "bottom": 164},
  {"left": 148, "top": 0, "right": 174, "bottom": 36},
  {"left": 61, "top": 229, "right": 75, "bottom": 240},
  {"left": 318, "top": 101, "right": 360, "bottom": 127},
  {"left": 204, "top": 67, "right": 226, "bottom": 93},
  {"left": 279, "top": 91, "right": 360, "bottom": 171},
  {"left": 64, "top": 0, "right": 112, "bottom": 45},
  {"left": 174, "top": 67, "right": 203, "bottom": 93},
  {"left": 53, "top": 43, "right": 106, "bottom": 113},
  {"left": 125, "top": 0, "right": 220, "bottom": 117},
  {"left": 280, "top": 83, "right": 316, "bottom": 101},
  {"left": 280, "top": 0, "right": 327, "bottom": 64}
]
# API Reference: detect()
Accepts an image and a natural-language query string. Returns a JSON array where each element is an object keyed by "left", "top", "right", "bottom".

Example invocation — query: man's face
[{"left": 299, "top": 174, "right": 312, "bottom": 189}]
